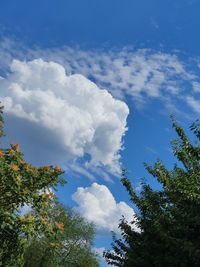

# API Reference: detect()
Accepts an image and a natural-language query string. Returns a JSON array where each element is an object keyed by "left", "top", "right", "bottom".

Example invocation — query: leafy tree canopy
[
  {"left": 23, "top": 204, "right": 100, "bottom": 267},
  {"left": 104, "top": 118, "right": 200, "bottom": 267}
]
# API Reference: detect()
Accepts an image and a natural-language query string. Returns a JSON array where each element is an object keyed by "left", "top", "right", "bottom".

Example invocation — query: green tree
[
  {"left": 0, "top": 106, "right": 65, "bottom": 266},
  {"left": 104, "top": 118, "right": 200, "bottom": 267},
  {"left": 23, "top": 204, "right": 100, "bottom": 267}
]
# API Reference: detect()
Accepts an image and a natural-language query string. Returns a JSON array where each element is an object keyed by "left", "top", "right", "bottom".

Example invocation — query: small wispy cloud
[
  {"left": 145, "top": 146, "right": 159, "bottom": 156},
  {"left": 150, "top": 18, "right": 159, "bottom": 30},
  {"left": 192, "top": 81, "right": 200, "bottom": 92},
  {"left": 185, "top": 96, "right": 200, "bottom": 115}
]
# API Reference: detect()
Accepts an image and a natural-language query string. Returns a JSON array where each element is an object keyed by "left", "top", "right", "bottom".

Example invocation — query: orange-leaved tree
[{"left": 0, "top": 106, "right": 65, "bottom": 267}]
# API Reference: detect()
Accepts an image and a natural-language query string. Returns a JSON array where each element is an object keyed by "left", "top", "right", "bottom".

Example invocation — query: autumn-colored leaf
[
  {"left": 11, "top": 144, "right": 20, "bottom": 152},
  {"left": 10, "top": 164, "right": 20, "bottom": 172},
  {"left": 55, "top": 221, "right": 64, "bottom": 230}
]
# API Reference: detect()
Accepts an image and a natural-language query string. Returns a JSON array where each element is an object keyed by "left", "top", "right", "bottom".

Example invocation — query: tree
[
  {"left": 23, "top": 204, "right": 100, "bottom": 267},
  {"left": 0, "top": 106, "right": 65, "bottom": 267},
  {"left": 104, "top": 118, "right": 200, "bottom": 267}
]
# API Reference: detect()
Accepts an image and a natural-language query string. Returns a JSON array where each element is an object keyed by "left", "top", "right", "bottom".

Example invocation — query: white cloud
[
  {"left": 186, "top": 96, "right": 200, "bottom": 114},
  {"left": 0, "top": 59, "right": 129, "bottom": 174},
  {"left": 29, "top": 47, "right": 197, "bottom": 104},
  {"left": 192, "top": 81, "right": 200, "bottom": 92},
  {"left": 93, "top": 247, "right": 109, "bottom": 267},
  {"left": 0, "top": 38, "right": 199, "bottom": 177},
  {"left": 72, "top": 183, "right": 138, "bottom": 233},
  {"left": 0, "top": 38, "right": 200, "bottom": 115}
]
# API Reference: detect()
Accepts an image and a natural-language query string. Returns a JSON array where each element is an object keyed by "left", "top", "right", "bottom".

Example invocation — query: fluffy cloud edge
[{"left": 72, "top": 183, "right": 139, "bottom": 233}]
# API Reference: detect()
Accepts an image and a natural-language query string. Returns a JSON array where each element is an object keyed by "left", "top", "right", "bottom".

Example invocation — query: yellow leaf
[
  {"left": 10, "top": 164, "right": 20, "bottom": 172},
  {"left": 11, "top": 144, "right": 20, "bottom": 152}
]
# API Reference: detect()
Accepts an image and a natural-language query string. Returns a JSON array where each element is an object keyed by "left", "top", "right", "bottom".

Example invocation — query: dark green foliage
[
  {"left": 104, "top": 118, "right": 200, "bottom": 267},
  {"left": 23, "top": 204, "right": 99, "bottom": 267}
]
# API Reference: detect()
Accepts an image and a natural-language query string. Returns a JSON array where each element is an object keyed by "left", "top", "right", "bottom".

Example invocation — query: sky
[{"left": 0, "top": 1, "right": 200, "bottom": 266}]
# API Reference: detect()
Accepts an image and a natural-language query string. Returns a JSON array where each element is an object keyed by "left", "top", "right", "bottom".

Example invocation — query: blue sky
[
  {"left": 0, "top": 1, "right": 200, "bottom": 266},
  {"left": 1, "top": 0, "right": 200, "bottom": 53}
]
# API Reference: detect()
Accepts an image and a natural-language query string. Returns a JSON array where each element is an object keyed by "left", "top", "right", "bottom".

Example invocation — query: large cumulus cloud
[{"left": 0, "top": 59, "right": 129, "bottom": 173}]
